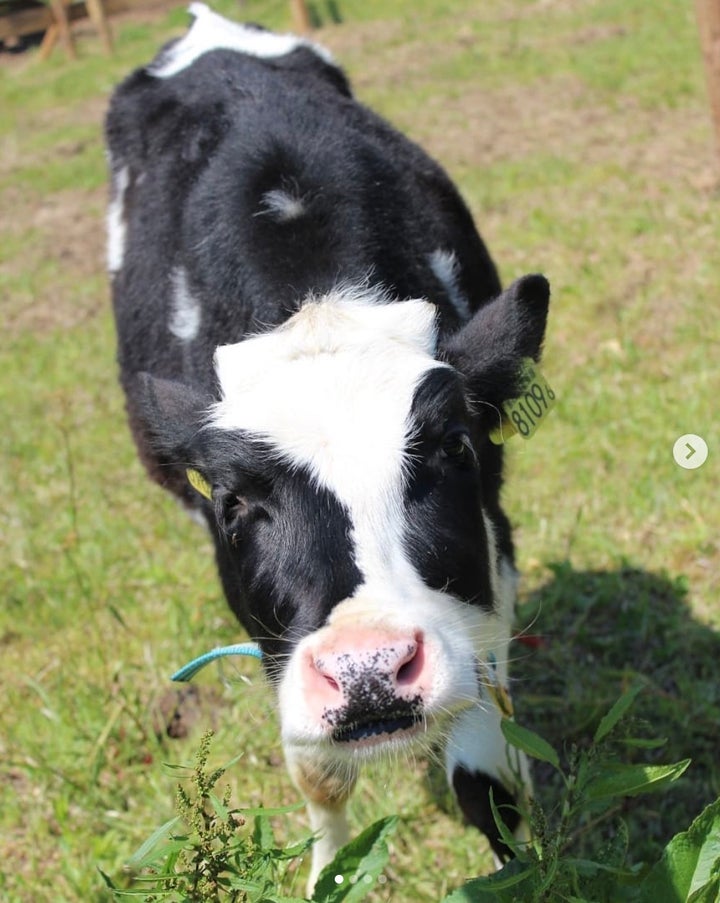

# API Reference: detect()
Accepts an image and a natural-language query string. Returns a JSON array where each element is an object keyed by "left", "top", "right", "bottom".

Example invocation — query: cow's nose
[{"left": 303, "top": 629, "right": 429, "bottom": 711}]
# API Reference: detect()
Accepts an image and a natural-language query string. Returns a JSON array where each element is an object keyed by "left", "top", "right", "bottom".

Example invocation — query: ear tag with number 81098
[{"left": 489, "top": 358, "right": 556, "bottom": 445}]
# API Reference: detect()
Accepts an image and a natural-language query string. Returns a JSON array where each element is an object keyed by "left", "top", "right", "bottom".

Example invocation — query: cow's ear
[
  {"left": 133, "top": 372, "right": 214, "bottom": 461},
  {"left": 440, "top": 274, "right": 550, "bottom": 423}
]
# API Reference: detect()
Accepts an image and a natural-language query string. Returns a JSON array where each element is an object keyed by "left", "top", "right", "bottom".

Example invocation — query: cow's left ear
[
  {"left": 133, "top": 372, "right": 214, "bottom": 462},
  {"left": 440, "top": 274, "right": 550, "bottom": 423}
]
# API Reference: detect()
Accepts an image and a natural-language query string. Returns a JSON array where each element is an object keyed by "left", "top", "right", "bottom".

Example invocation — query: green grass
[{"left": 1, "top": 0, "right": 718, "bottom": 900}]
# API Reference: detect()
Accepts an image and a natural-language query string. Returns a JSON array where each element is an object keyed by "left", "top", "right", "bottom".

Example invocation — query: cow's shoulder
[{"left": 106, "top": 3, "right": 350, "bottom": 166}]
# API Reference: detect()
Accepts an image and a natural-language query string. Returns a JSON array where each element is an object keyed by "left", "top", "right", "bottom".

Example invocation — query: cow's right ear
[
  {"left": 133, "top": 372, "right": 214, "bottom": 462},
  {"left": 440, "top": 274, "right": 550, "bottom": 427}
]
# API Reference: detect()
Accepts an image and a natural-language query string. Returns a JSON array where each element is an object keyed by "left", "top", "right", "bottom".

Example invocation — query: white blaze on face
[
  {"left": 211, "top": 288, "right": 445, "bottom": 589},
  {"left": 210, "top": 289, "right": 510, "bottom": 749}
]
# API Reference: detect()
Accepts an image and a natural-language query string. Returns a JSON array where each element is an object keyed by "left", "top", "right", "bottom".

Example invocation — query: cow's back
[{"left": 106, "top": 13, "right": 499, "bottom": 390}]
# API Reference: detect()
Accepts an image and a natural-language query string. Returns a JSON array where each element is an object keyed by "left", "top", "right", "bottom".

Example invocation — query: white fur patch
[
  {"left": 211, "top": 288, "right": 441, "bottom": 530},
  {"left": 305, "top": 801, "right": 350, "bottom": 891},
  {"left": 107, "top": 164, "right": 130, "bottom": 275},
  {"left": 168, "top": 266, "right": 201, "bottom": 340},
  {"left": 212, "top": 288, "right": 444, "bottom": 585},
  {"left": 259, "top": 188, "right": 306, "bottom": 222},
  {"left": 149, "top": 3, "right": 336, "bottom": 79},
  {"left": 497, "top": 554, "right": 519, "bottom": 638},
  {"left": 445, "top": 701, "right": 531, "bottom": 798},
  {"left": 428, "top": 248, "right": 470, "bottom": 322}
]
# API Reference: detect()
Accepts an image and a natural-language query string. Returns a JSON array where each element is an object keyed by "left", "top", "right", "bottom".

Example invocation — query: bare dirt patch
[{"left": 3, "top": 184, "right": 107, "bottom": 336}]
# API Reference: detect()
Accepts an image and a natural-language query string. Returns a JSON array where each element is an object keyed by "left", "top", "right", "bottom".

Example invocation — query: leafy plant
[
  {"left": 441, "top": 684, "right": 720, "bottom": 902},
  {"left": 101, "top": 731, "right": 396, "bottom": 902}
]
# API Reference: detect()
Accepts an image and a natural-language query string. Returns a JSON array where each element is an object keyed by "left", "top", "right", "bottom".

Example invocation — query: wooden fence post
[
  {"left": 695, "top": 0, "right": 720, "bottom": 164},
  {"left": 46, "top": 0, "right": 77, "bottom": 59},
  {"left": 290, "top": 0, "right": 311, "bottom": 34},
  {"left": 86, "top": 0, "right": 113, "bottom": 54}
]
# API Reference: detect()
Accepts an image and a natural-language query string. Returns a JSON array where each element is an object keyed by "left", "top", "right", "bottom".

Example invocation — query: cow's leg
[
  {"left": 285, "top": 748, "right": 358, "bottom": 893},
  {"left": 444, "top": 547, "right": 531, "bottom": 862},
  {"left": 445, "top": 699, "right": 532, "bottom": 865},
  {"left": 445, "top": 544, "right": 533, "bottom": 862}
]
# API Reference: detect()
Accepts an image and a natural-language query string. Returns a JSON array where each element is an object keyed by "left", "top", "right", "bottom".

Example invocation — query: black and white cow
[{"left": 106, "top": 3, "right": 550, "bottom": 888}]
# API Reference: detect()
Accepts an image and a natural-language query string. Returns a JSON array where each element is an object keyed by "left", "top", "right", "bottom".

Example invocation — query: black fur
[
  {"left": 403, "top": 368, "right": 496, "bottom": 607},
  {"left": 452, "top": 765, "right": 522, "bottom": 861},
  {"left": 107, "top": 43, "right": 501, "bottom": 401},
  {"left": 166, "top": 424, "right": 364, "bottom": 680}
]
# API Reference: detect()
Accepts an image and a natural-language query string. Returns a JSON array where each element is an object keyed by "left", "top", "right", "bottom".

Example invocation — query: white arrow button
[{"left": 673, "top": 434, "right": 708, "bottom": 470}]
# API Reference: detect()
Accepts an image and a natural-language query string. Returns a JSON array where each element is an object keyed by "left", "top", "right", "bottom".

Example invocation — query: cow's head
[{"left": 140, "top": 275, "right": 549, "bottom": 757}]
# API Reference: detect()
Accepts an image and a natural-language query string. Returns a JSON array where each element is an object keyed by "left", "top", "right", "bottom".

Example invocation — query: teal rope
[{"left": 171, "top": 643, "right": 263, "bottom": 682}]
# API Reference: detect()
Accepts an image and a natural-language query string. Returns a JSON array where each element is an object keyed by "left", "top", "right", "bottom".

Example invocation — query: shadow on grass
[{"left": 512, "top": 561, "right": 720, "bottom": 864}]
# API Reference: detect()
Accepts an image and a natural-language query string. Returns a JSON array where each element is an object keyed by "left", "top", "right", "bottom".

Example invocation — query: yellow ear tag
[
  {"left": 186, "top": 467, "right": 212, "bottom": 500},
  {"left": 483, "top": 654, "right": 515, "bottom": 719},
  {"left": 487, "top": 680, "right": 515, "bottom": 720},
  {"left": 489, "top": 358, "right": 556, "bottom": 445}
]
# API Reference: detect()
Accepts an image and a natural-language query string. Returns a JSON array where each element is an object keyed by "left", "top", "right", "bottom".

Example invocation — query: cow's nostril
[
  {"left": 313, "top": 658, "right": 341, "bottom": 694},
  {"left": 395, "top": 635, "right": 424, "bottom": 687}
]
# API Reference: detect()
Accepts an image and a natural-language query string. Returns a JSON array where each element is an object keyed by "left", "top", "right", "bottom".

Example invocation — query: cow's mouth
[{"left": 332, "top": 712, "right": 422, "bottom": 744}]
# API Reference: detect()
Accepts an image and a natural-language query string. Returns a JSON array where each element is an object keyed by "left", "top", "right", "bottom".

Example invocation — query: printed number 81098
[{"left": 508, "top": 379, "right": 556, "bottom": 438}]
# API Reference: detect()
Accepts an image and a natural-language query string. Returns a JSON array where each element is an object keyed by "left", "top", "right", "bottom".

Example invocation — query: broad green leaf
[
  {"left": 252, "top": 811, "right": 275, "bottom": 852},
  {"left": 224, "top": 876, "right": 263, "bottom": 893},
  {"left": 251, "top": 838, "right": 315, "bottom": 863},
  {"left": 440, "top": 858, "right": 535, "bottom": 901},
  {"left": 563, "top": 857, "right": 636, "bottom": 879},
  {"left": 583, "top": 759, "right": 690, "bottom": 802},
  {"left": 688, "top": 876, "right": 720, "bottom": 903},
  {"left": 594, "top": 682, "right": 644, "bottom": 743},
  {"left": 126, "top": 815, "right": 182, "bottom": 868},
  {"left": 312, "top": 816, "right": 397, "bottom": 903},
  {"left": 501, "top": 718, "right": 560, "bottom": 769},
  {"left": 283, "top": 835, "right": 317, "bottom": 858},
  {"left": 637, "top": 798, "right": 720, "bottom": 900},
  {"left": 619, "top": 736, "right": 668, "bottom": 750},
  {"left": 237, "top": 802, "right": 305, "bottom": 817}
]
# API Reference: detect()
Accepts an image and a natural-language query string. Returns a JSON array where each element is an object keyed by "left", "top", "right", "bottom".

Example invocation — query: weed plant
[
  {"left": 103, "top": 731, "right": 396, "bottom": 902},
  {"left": 110, "top": 689, "right": 719, "bottom": 901}
]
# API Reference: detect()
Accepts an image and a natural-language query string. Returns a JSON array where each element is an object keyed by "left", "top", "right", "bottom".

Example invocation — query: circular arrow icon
[{"left": 673, "top": 434, "right": 708, "bottom": 470}]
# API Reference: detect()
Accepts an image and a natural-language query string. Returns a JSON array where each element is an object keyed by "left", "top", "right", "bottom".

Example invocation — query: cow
[{"left": 105, "top": 3, "right": 550, "bottom": 890}]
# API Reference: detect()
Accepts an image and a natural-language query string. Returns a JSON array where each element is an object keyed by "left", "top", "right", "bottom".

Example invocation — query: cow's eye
[
  {"left": 224, "top": 495, "right": 250, "bottom": 521},
  {"left": 217, "top": 493, "right": 252, "bottom": 538},
  {"left": 441, "top": 428, "right": 473, "bottom": 463}
]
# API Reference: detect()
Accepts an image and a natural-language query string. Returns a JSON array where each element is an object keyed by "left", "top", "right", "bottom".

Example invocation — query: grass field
[{"left": 1, "top": 0, "right": 718, "bottom": 900}]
